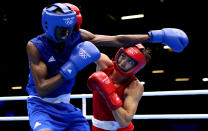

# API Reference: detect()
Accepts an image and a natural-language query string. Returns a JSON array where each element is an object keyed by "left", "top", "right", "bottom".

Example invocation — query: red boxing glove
[
  {"left": 64, "top": 3, "right": 82, "bottom": 30},
  {"left": 87, "top": 71, "right": 123, "bottom": 110}
]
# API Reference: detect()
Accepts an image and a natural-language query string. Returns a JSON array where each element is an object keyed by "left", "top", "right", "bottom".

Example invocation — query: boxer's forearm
[
  {"left": 36, "top": 74, "right": 65, "bottom": 97},
  {"left": 80, "top": 29, "right": 149, "bottom": 47},
  {"left": 91, "top": 34, "right": 149, "bottom": 48},
  {"left": 115, "top": 34, "right": 150, "bottom": 47},
  {"left": 112, "top": 107, "right": 133, "bottom": 128}
]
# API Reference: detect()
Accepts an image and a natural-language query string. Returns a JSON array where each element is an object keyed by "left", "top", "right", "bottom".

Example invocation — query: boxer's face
[
  {"left": 54, "top": 26, "right": 72, "bottom": 43},
  {"left": 117, "top": 52, "right": 137, "bottom": 72}
]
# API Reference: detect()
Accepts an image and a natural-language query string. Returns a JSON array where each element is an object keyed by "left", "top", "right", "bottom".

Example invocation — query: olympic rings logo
[
  {"left": 63, "top": 17, "right": 75, "bottom": 25},
  {"left": 79, "top": 48, "right": 91, "bottom": 59}
]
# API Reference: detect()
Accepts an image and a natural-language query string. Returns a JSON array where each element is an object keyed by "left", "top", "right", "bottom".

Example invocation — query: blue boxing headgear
[{"left": 42, "top": 3, "right": 77, "bottom": 43}]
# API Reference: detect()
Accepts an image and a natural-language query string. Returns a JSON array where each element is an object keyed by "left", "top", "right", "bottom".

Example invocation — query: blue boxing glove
[
  {"left": 59, "top": 41, "right": 101, "bottom": 80},
  {"left": 148, "top": 28, "right": 189, "bottom": 52}
]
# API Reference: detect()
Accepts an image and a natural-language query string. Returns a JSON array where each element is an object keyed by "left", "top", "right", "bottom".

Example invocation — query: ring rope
[
  {"left": 1, "top": 89, "right": 208, "bottom": 101},
  {"left": 2, "top": 114, "right": 208, "bottom": 121},
  {"left": 1, "top": 89, "right": 208, "bottom": 121}
]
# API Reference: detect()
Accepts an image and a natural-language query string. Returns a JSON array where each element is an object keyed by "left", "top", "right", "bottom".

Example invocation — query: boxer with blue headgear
[
  {"left": 42, "top": 3, "right": 77, "bottom": 43},
  {"left": 26, "top": 3, "right": 100, "bottom": 131}
]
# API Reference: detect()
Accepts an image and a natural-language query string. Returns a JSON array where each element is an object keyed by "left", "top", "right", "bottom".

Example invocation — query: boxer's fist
[
  {"left": 148, "top": 28, "right": 189, "bottom": 52},
  {"left": 60, "top": 41, "right": 101, "bottom": 80},
  {"left": 87, "top": 71, "right": 123, "bottom": 110}
]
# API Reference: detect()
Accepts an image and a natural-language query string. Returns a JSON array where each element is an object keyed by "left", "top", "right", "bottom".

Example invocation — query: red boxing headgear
[
  {"left": 113, "top": 44, "right": 147, "bottom": 76},
  {"left": 64, "top": 3, "right": 82, "bottom": 30}
]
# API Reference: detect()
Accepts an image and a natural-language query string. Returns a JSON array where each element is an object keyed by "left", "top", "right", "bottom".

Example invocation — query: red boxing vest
[{"left": 92, "top": 66, "right": 135, "bottom": 131}]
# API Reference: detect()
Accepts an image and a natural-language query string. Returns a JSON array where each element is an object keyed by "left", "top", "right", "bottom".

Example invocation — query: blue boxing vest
[{"left": 26, "top": 32, "right": 83, "bottom": 98}]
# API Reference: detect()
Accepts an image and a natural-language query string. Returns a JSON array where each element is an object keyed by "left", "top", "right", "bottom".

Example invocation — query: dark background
[{"left": 0, "top": 0, "right": 208, "bottom": 130}]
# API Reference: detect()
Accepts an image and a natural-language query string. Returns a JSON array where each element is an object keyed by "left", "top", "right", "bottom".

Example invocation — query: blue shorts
[{"left": 27, "top": 97, "right": 90, "bottom": 131}]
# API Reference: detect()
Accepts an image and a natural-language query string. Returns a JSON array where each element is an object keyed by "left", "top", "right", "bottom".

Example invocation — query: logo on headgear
[
  {"left": 63, "top": 17, "right": 75, "bottom": 25},
  {"left": 79, "top": 48, "right": 91, "bottom": 59},
  {"left": 127, "top": 47, "right": 138, "bottom": 55}
]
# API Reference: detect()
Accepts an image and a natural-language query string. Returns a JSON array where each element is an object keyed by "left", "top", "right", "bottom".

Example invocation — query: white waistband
[
  {"left": 28, "top": 93, "right": 71, "bottom": 104},
  {"left": 92, "top": 117, "right": 120, "bottom": 131}
]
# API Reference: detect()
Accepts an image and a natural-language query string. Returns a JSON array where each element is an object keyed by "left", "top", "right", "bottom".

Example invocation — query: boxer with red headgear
[
  {"left": 87, "top": 44, "right": 151, "bottom": 131},
  {"left": 114, "top": 44, "right": 147, "bottom": 76}
]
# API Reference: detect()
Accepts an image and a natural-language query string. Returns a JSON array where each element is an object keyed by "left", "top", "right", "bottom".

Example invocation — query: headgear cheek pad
[
  {"left": 64, "top": 3, "right": 82, "bottom": 30},
  {"left": 42, "top": 3, "right": 77, "bottom": 43},
  {"left": 113, "top": 44, "right": 147, "bottom": 76}
]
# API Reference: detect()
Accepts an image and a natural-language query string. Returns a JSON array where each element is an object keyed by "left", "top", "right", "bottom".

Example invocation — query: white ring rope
[
  {"left": 2, "top": 114, "right": 208, "bottom": 121},
  {"left": 1, "top": 89, "right": 208, "bottom": 101},
  {"left": 1, "top": 89, "right": 208, "bottom": 121}
]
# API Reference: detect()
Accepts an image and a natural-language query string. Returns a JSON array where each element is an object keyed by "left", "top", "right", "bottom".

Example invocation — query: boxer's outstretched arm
[
  {"left": 80, "top": 29, "right": 149, "bottom": 48},
  {"left": 112, "top": 79, "right": 144, "bottom": 128},
  {"left": 27, "top": 42, "right": 65, "bottom": 97}
]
